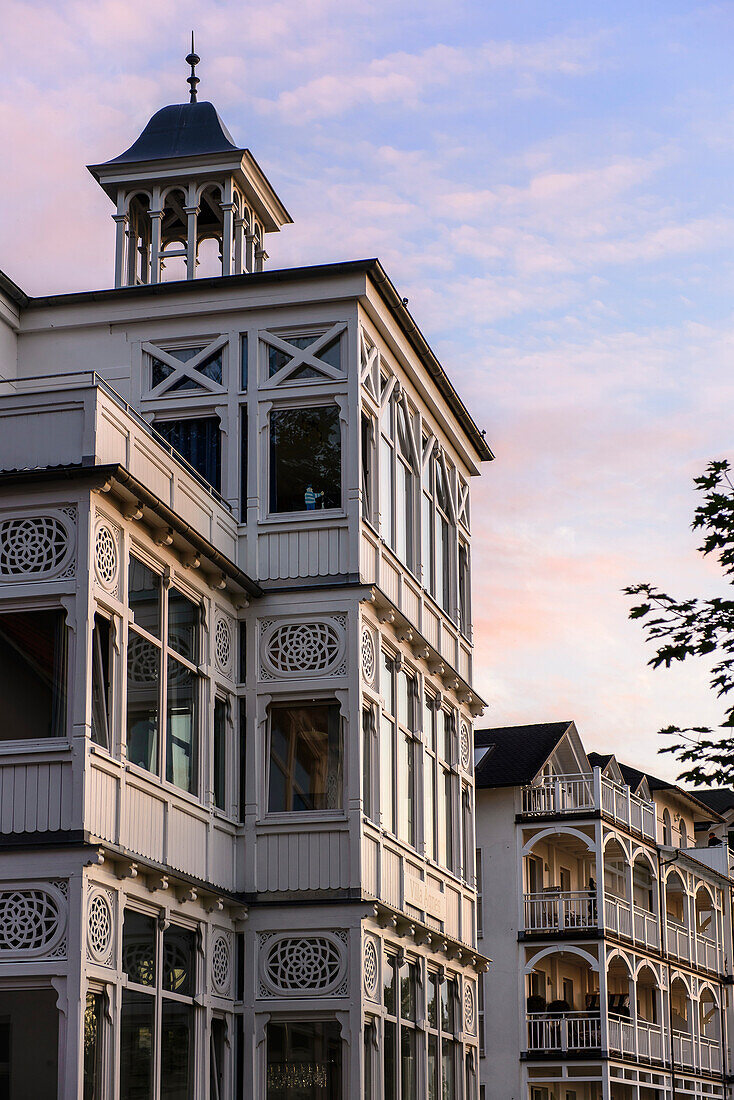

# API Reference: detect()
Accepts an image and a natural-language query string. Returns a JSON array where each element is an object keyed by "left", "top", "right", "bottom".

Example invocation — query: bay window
[
  {"left": 380, "top": 652, "right": 418, "bottom": 848},
  {"left": 267, "top": 702, "right": 343, "bottom": 813},
  {"left": 120, "top": 909, "right": 197, "bottom": 1100},
  {"left": 380, "top": 387, "right": 418, "bottom": 570},
  {"left": 383, "top": 956, "right": 418, "bottom": 1100},
  {"left": 126, "top": 556, "right": 200, "bottom": 795}
]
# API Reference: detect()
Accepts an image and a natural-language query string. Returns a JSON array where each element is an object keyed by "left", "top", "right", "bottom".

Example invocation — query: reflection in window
[
  {"left": 155, "top": 416, "right": 222, "bottom": 493},
  {"left": 0, "top": 609, "right": 68, "bottom": 741},
  {"left": 128, "top": 557, "right": 161, "bottom": 638},
  {"left": 168, "top": 589, "right": 198, "bottom": 663},
  {"left": 166, "top": 657, "right": 196, "bottom": 794},
  {"left": 362, "top": 706, "right": 377, "bottom": 823},
  {"left": 383, "top": 957, "right": 417, "bottom": 1100},
  {"left": 266, "top": 1020, "right": 342, "bottom": 1100},
  {"left": 268, "top": 703, "right": 343, "bottom": 813},
  {"left": 214, "top": 697, "right": 227, "bottom": 811},
  {"left": 380, "top": 654, "right": 418, "bottom": 848},
  {"left": 121, "top": 909, "right": 197, "bottom": 1100},
  {"left": 361, "top": 412, "right": 376, "bottom": 525},
  {"left": 423, "top": 451, "right": 454, "bottom": 615},
  {"left": 127, "top": 632, "right": 160, "bottom": 773},
  {"left": 83, "top": 990, "right": 104, "bottom": 1100},
  {"left": 91, "top": 614, "right": 112, "bottom": 749},
  {"left": 269, "top": 406, "right": 341, "bottom": 513},
  {"left": 427, "top": 973, "right": 460, "bottom": 1100},
  {"left": 211, "top": 1018, "right": 226, "bottom": 1100}
]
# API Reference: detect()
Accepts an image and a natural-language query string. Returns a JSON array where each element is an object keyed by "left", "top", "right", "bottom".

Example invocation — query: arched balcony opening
[
  {"left": 679, "top": 818, "right": 688, "bottom": 848},
  {"left": 603, "top": 838, "right": 631, "bottom": 939},
  {"left": 665, "top": 870, "right": 691, "bottom": 961},
  {"left": 694, "top": 885, "right": 719, "bottom": 971},
  {"left": 522, "top": 832, "right": 597, "bottom": 933},
  {"left": 159, "top": 187, "right": 188, "bottom": 282},
  {"left": 606, "top": 955, "right": 635, "bottom": 1059},
  {"left": 699, "top": 985, "right": 721, "bottom": 1073},
  {"left": 196, "top": 235, "right": 222, "bottom": 279},
  {"left": 525, "top": 949, "right": 600, "bottom": 1055},
  {"left": 630, "top": 853, "right": 658, "bottom": 947},
  {"left": 635, "top": 964, "right": 663, "bottom": 1060},
  {"left": 196, "top": 184, "right": 225, "bottom": 277},
  {"left": 670, "top": 976, "right": 694, "bottom": 1068},
  {"left": 662, "top": 808, "right": 673, "bottom": 846},
  {"left": 124, "top": 191, "right": 151, "bottom": 286}
]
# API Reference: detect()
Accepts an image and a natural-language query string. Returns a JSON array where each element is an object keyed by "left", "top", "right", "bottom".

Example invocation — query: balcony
[
  {"left": 524, "top": 891, "right": 597, "bottom": 933},
  {"left": 665, "top": 919, "right": 721, "bottom": 973},
  {"left": 520, "top": 769, "right": 656, "bottom": 840},
  {"left": 526, "top": 1012, "right": 601, "bottom": 1053},
  {"left": 607, "top": 1017, "right": 663, "bottom": 1061}
]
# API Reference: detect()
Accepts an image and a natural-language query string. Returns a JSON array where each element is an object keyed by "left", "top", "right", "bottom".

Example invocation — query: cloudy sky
[{"left": 3, "top": 0, "right": 734, "bottom": 779}]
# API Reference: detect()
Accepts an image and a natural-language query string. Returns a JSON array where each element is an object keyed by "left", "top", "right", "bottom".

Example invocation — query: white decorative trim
[
  {"left": 214, "top": 615, "right": 234, "bottom": 676},
  {"left": 460, "top": 721, "right": 471, "bottom": 771},
  {"left": 211, "top": 930, "right": 233, "bottom": 996},
  {"left": 259, "top": 615, "right": 347, "bottom": 681},
  {"left": 363, "top": 935, "right": 379, "bottom": 1000},
  {"left": 0, "top": 882, "right": 67, "bottom": 959},
  {"left": 258, "top": 930, "right": 348, "bottom": 997},
  {"left": 86, "top": 886, "right": 114, "bottom": 966},
  {"left": 94, "top": 521, "right": 119, "bottom": 591},
  {"left": 361, "top": 625, "right": 376, "bottom": 686},
  {"left": 0, "top": 509, "right": 76, "bottom": 581},
  {"left": 464, "top": 980, "right": 476, "bottom": 1034}
]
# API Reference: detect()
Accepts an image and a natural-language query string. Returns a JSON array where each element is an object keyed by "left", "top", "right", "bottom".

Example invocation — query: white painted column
[
  {"left": 233, "top": 217, "right": 245, "bottom": 274},
  {"left": 255, "top": 246, "right": 268, "bottom": 273},
  {"left": 185, "top": 204, "right": 199, "bottom": 279},
  {"left": 113, "top": 213, "right": 128, "bottom": 288},
  {"left": 149, "top": 209, "right": 163, "bottom": 284},
  {"left": 245, "top": 233, "right": 256, "bottom": 272}
]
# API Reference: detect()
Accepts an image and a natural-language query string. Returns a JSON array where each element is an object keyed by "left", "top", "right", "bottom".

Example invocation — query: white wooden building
[
  {"left": 474, "top": 721, "right": 734, "bottom": 1100},
  {"left": 0, "top": 62, "right": 491, "bottom": 1099}
]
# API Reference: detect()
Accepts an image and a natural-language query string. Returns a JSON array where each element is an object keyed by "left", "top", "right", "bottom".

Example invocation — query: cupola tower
[{"left": 88, "top": 36, "right": 292, "bottom": 288}]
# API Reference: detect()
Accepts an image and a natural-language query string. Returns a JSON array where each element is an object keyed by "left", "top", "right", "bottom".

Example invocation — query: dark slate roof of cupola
[
  {"left": 474, "top": 722, "right": 574, "bottom": 789},
  {"left": 107, "top": 101, "right": 240, "bottom": 164}
]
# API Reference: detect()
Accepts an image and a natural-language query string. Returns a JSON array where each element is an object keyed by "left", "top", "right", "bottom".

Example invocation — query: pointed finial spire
[{"left": 186, "top": 32, "right": 200, "bottom": 103}]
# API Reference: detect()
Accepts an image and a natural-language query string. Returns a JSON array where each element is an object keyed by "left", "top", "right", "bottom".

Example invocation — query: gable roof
[
  {"left": 690, "top": 789, "right": 734, "bottom": 815},
  {"left": 474, "top": 722, "right": 574, "bottom": 789}
]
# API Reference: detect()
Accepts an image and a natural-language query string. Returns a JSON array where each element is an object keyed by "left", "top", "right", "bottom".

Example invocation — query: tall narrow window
[
  {"left": 126, "top": 558, "right": 201, "bottom": 795},
  {"left": 155, "top": 416, "right": 222, "bottom": 493},
  {"left": 84, "top": 990, "right": 105, "bottom": 1100},
  {"left": 91, "top": 614, "right": 112, "bottom": 749},
  {"left": 461, "top": 786, "right": 474, "bottom": 885},
  {"left": 363, "top": 705, "right": 377, "bottom": 823},
  {"left": 213, "top": 697, "right": 227, "bottom": 811},
  {"left": 0, "top": 609, "right": 68, "bottom": 741},
  {"left": 423, "top": 452, "right": 455, "bottom": 616},
  {"left": 458, "top": 541, "right": 470, "bottom": 637},
  {"left": 211, "top": 1018, "right": 225, "bottom": 1100},
  {"left": 240, "top": 333, "right": 248, "bottom": 391},
  {"left": 381, "top": 654, "right": 418, "bottom": 848},
  {"left": 476, "top": 848, "right": 484, "bottom": 937},
  {"left": 383, "top": 957, "right": 418, "bottom": 1100},
  {"left": 361, "top": 412, "right": 376, "bottom": 525},
  {"left": 380, "top": 388, "right": 417, "bottom": 569},
  {"left": 238, "top": 698, "right": 247, "bottom": 824},
  {"left": 269, "top": 406, "right": 341, "bottom": 513},
  {"left": 240, "top": 407, "right": 249, "bottom": 522},
  {"left": 268, "top": 702, "right": 343, "bottom": 812},
  {"left": 266, "top": 1021, "right": 342, "bottom": 1099}
]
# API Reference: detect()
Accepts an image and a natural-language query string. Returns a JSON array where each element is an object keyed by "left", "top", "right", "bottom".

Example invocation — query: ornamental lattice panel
[
  {"left": 86, "top": 887, "right": 115, "bottom": 966},
  {"left": 94, "top": 519, "right": 120, "bottom": 593},
  {"left": 211, "top": 931, "right": 233, "bottom": 996},
  {"left": 258, "top": 931, "right": 348, "bottom": 997},
  {"left": 0, "top": 882, "right": 67, "bottom": 959},
  {"left": 0, "top": 509, "right": 76, "bottom": 581},
  {"left": 259, "top": 616, "right": 347, "bottom": 681}
]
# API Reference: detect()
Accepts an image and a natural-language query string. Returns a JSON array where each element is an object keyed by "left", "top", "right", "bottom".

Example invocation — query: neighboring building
[
  {"left": 0, "top": 57, "right": 491, "bottom": 1099},
  {"left": 475, "top": 722, "right": 734, "bottom": 1100}
]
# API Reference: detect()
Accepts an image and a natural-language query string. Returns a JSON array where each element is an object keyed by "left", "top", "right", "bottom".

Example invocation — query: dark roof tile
[{"left": 474, "top": 722, "right": 574, "bottom": 789}]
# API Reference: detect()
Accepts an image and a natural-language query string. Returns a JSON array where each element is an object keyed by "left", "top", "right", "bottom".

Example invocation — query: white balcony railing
[
  {"left": 633, "top": 905, "right": 659, "bottom": 949},
  {"left": 666, "top": 918, "right": 691, "bottom": 962},
  {"left": 637, "top": 1019, "right": 663, "bottom": 1061},
  {"left": 524, "top": 891, "right": 597, "bottom": 932},
  {"left": 607, "top": 1017, "right": 663, "bottom": 1061},
  {"left": 526, "top": 1013, "right": 601, "bottom": 1052},
  {"left": 604, "top": 895, "right": 632, "bottom": 939},
  {"left": 672, "top": 1030, "right": 695, "bottom": 1069},
  {"left": 699, "top": 1034, "right": 722, "bottom": 1073},
  {"left": 521, "top": 769, "right": 656, "bottom": 840},
  {"left": 696, "top": 931, "right": 719, "bottom": 972}
]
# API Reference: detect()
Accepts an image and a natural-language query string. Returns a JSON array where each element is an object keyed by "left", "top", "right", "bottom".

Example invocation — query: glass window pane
[
  {"left": 167, "top": 588, "right": 198, "bottom": 663},
  {"left": 268, "top": 703, "right": 342, "bottom": 812},
  {"left": 398, "top": 734, "right": 415, "bottom": 847},
  {"left": 427, "top": 974, "right": 439, "bottom": 1030},
  {"left": 383, "top": 1021, "right": 396, "bottom": 1100},
  {"left": 400, "top": 962, "right": 416, "bottom": 1021},
  {"left": 160, "top": 1001, "right": 194, "bottom": 1100},
  {"left": 240, "top": 334, "right": 248, "bottom": 391},
  {"left": 0, "top": 609, "right": 68, "bottom": 741},
  {"left": 155, "top": 417, "right": 222, "bottom": 493},
  {"left": 400, "top": 1026, "right": 417, "bottom": 1100},
  {"left": 317, "top": 336, "right": 341, "bottom": 369},
  {"left": 197, "top": 349, "right": 222, "bottom": 384},
  {"left": 126, "top": 631, "right": 159, "bottom": 774},
  {"left": 441, "top": 979, "right": 456, "bottom": 1034},
  {"left": 122, "top": 910, "right": 156, "bottom": 986},
  {"left": 266, "top": 1020, "right": 342, "bottom": 1099},
  {"left": 422, "top": 491, "right": 433, "bottom": 593},
  {"left": 381, "top": 652, "right": 394, "bottom": 714},
  {"left": 166, "top": 657, "right": 197, "bottom": 794},
  {"left": 214, "top": 697, "right": 227, "bottom": 811},
  {"left": 362, "top": 708, "right": 374, "bottom": 821},
  {"left": 91, "top": 615, "right": 111, "bottom": 749},
  {"left": 424, "top": 755, "right": 435, "bottom": 860},
  {"left": 380, "top": 436, "right": 393, "bottom": 546},
  {"left": 441, "top": 1039, "right": 455, "bottom": 1100},
  {"left": 383, "top": 956, "right": 396, "bottom": 1015},
  {"left": 444, "top": 771, "right": 454, "bottom": 870},
  {"left": 269, "top": 406, "right": 341, "bottom": 513},
  {"left": 152, "top": 356, "right": 174, "bottom": 388},
  {"left": 380, "top": 715, "right": 394, "bottom": 834},
  {"left": 120, "top": 990, "right": 154, "bottom": 1100},
  {"left": 397, "top": 672, "right": 410, "bottom": 728},
  {"left": 211, "top": 1018, "right": 225, "bottom": 1100},
  {"left": 238, "top": 698, "right": 247, "bottom": 823},
  {"left": 83, "top": 991, "right": 104, "bottom": 1100},
  {"left": 128, "top": 557, "right": 161, "bottom": 637},
  {"left": 428, "top": 1035, "right": 439, "bottom": 1100},
  {"left": 240, "top": 406, "right": 248, "bottom": 523},
  {"left": 163, "top": 925, "right": 196, "bottom": 995},
  {"left": 395, "top": 461, "right": 412, "bottom": 565}
]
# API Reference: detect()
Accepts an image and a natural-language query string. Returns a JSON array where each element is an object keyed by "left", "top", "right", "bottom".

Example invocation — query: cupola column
[
  {"left": 184, "top": 202, "right": 199, "bottom": 279},
  {"left": 245, "top": 232, "right": 256, "bottom": 274},
  {"left": 255, "top": 246, "right": 268, "bottom": 273},
  {"left": 149, "top": 208, "right": 163, "bottom": 284},
  {"left": 113, "top": 213, "right": 129, "bottom": 289},
  {"left": 233, "top": 215, "right": 245, "bottom": 275}
]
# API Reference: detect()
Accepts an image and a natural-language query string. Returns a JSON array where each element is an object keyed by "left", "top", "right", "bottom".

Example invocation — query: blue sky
[{"left": 4, "top": 0, "right": 734, "bottom": 778}]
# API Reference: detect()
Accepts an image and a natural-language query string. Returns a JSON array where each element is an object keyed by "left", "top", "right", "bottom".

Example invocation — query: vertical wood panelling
[
  {"left": 445, "top": 885, "right": 461, "bottom": 938},
  {"left": 208, "top": 825, "right": 236, "bottom": 891},
  {"left": 167, "top": 805, "right": 207, "bottom": 879},
  {"left": 122, "top": 784, "right": 165, "bottom": 863},
  {"left": 258, "top": 527, "right": 349, "bottom": 581},
  {"left": 87, "top": 764, "right": 118, "bottom": 843},
  {"left": 362, "top": 834, "right": 379, "bottom": 897},
  {"left": 255, "top": 829, "right": 351, "bottom": 893},
  {"left": 0, "top": 760, "right": 74, "bottom": 835},
  {"left": 382, "top": 847, "right": 402, "bottom": 910}
]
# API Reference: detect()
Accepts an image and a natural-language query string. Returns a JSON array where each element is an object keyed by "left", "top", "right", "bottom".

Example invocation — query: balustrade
[
  {"left": 526, "top": 1012, "right": 601, "bottom": 1052},
  {"left": 672, "top": 1029, "right": 694, "bottom": 1068},
  {"left": 520, "top": 769, "right": 656, "bottom": 840},
  {"left": 524, "top": 891, "right": 597, "bottom": 932}
]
